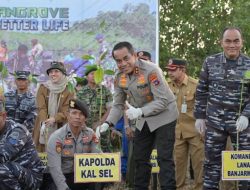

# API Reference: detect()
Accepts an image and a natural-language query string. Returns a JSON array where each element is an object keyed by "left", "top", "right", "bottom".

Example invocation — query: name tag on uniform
[{"left": 181, "top": 103, "right": 187, "bottom": 113}]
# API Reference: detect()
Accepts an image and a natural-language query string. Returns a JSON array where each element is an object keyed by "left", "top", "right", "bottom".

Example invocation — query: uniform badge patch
[
  {"left": 8, "top": 131, "right": 19, "bottom": 145},
  {"left": 138, "top": 52, "right": 144, "bottom": 57},
  {"left": 119, "top": 74, "right": 127, "bottom": 88},
  {"left": 149, "top": 72, "right": 160, "bottom": 86},
  {"left": 56, "top": 142, "right": 62, "bottom": 153},
  {"left": 138, "top": 74, "right": 146, "bottom": 84},
  {"left": 64, "top": 139, "right": 73, "bottom": 145},
  {"left": 63, "top": 149, "right": 72, "bottom": 156}
]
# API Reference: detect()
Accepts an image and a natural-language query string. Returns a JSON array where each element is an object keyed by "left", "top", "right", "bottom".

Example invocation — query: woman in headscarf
[{"left": 33, "top": 61, "right": 75, "bottom": 152}]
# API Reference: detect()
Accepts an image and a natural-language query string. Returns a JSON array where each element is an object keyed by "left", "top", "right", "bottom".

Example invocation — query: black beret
[
  {"left": 47, "top": 61, "right": 67, "bottom": 76},
  {"left": 69, "top": 99, "right": 89, "bottom": 117},
  {"left": 165, "top": 59, "right": 187, "bottom": 70}
]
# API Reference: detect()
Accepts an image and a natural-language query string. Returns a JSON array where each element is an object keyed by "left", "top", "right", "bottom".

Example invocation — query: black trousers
[{"left": 133, "top": 121, "right": 176, "bottom": 190}]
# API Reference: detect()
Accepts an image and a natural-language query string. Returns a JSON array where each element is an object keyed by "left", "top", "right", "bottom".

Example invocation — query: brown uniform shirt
[{"left": 168, "top": 75, "right": 199, "bottom": 139}]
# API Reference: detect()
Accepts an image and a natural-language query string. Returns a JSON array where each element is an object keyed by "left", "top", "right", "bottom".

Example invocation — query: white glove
[
  {"left": 195, "top": 119, "right": 206, "bottom": 134},
  {"left": 125, "top": 101, "right": 143, "bottom": 120},
  {"left": 236, "top": 115, "right": 249, "bottom": 132},
  {"left": 39, "top": 122, "right": 46, "bottom": 144},
  {"left": 96, "top": 122, "right": 109, "bottom": 138}
]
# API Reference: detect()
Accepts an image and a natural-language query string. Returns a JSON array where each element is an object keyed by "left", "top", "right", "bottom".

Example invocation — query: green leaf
[
  {"left": 100, "top": 50, "right": 108, "bottom": 61},
  {"left": 32, "top": 77, "right": 37, "bottom": 84},
  {"left": 1, "top": 67, "right": 8, "bottom": 78},
  {"left": 28, "top": 74, "right": 33, "bottom": 81},
  {"left": 67, "top": 82, "right": 75, "bottom": 93},
  {"left": 82, "top": 54, "right": 95, "bottom": 60},
  {"left": 104, "top": 69, "right": 115, "bottom": 75},
  {"left": 94, "top": 68, "right": 104, "bottom": 84},
  {"left": 0, "top": 62, "right": 3, "bottom": 72},
  {"left": 244, "top": 70, "right": 250, "bottom": 79}
]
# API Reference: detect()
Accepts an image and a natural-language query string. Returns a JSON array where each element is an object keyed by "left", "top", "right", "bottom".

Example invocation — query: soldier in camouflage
[
  {"left": 4, "top": 71, "right": 36, "bottom": 134},
  {"left": 194, "top": 27, "right": 250, "bottom": 190},
  {"left": 0, "top": 101, "right": 44, "bottom": 190},
  {"left": 77, "top": 64, "right": 113, "bottom": 152}
]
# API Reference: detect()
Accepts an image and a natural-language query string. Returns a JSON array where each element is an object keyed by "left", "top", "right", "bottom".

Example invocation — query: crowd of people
[{"left": 0, "top": 27, "right": 249, "bottom": 190}]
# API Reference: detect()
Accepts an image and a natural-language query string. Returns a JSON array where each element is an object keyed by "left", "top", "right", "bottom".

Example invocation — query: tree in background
[{"left": 160, "top": 0, "right": 250, "bottom": 77}]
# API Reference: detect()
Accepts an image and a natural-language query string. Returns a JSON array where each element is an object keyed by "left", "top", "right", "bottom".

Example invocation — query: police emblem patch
[
  {"left": 56, "top": 142, "right": 62, "bottom": 153},
  {"left": 149, "top": 72, "right": 160, "bottom": 86},
  {"left": 168, "top": 59, "right": 173, "bottom": 65}
]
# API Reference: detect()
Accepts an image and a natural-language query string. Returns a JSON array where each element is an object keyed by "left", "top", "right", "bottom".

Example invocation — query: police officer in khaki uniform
[
  {"left": 47, "top": 99, "right": 100, "bottom": 190},
  {"left": 96, "top": 41, "right": 178, "bottom": 190},
  {"left": 166, "top": 59, "right": 204, "bottom": 190}
]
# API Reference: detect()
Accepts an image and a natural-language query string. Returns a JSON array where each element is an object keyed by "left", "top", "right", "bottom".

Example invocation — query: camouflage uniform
[
  {"left": 194, "top": 52, "right": 250, "bottom": 190},
  {"left": 0, "top": 120, "right": 44, "bottom": 190},
  {"left": 77, "top": 85, "right": 113, "bottom": 152},
  {"left": 5, "top": 90, "right": 36, "bottom": 134}
]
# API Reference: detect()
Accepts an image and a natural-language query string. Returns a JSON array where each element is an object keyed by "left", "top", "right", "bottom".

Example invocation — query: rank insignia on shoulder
[
  {"left": 134, "top": 67, "right": 139, "bottom": 75},
  {"left": 56, "top": 142, "right": 62, "bottom": 153}
]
